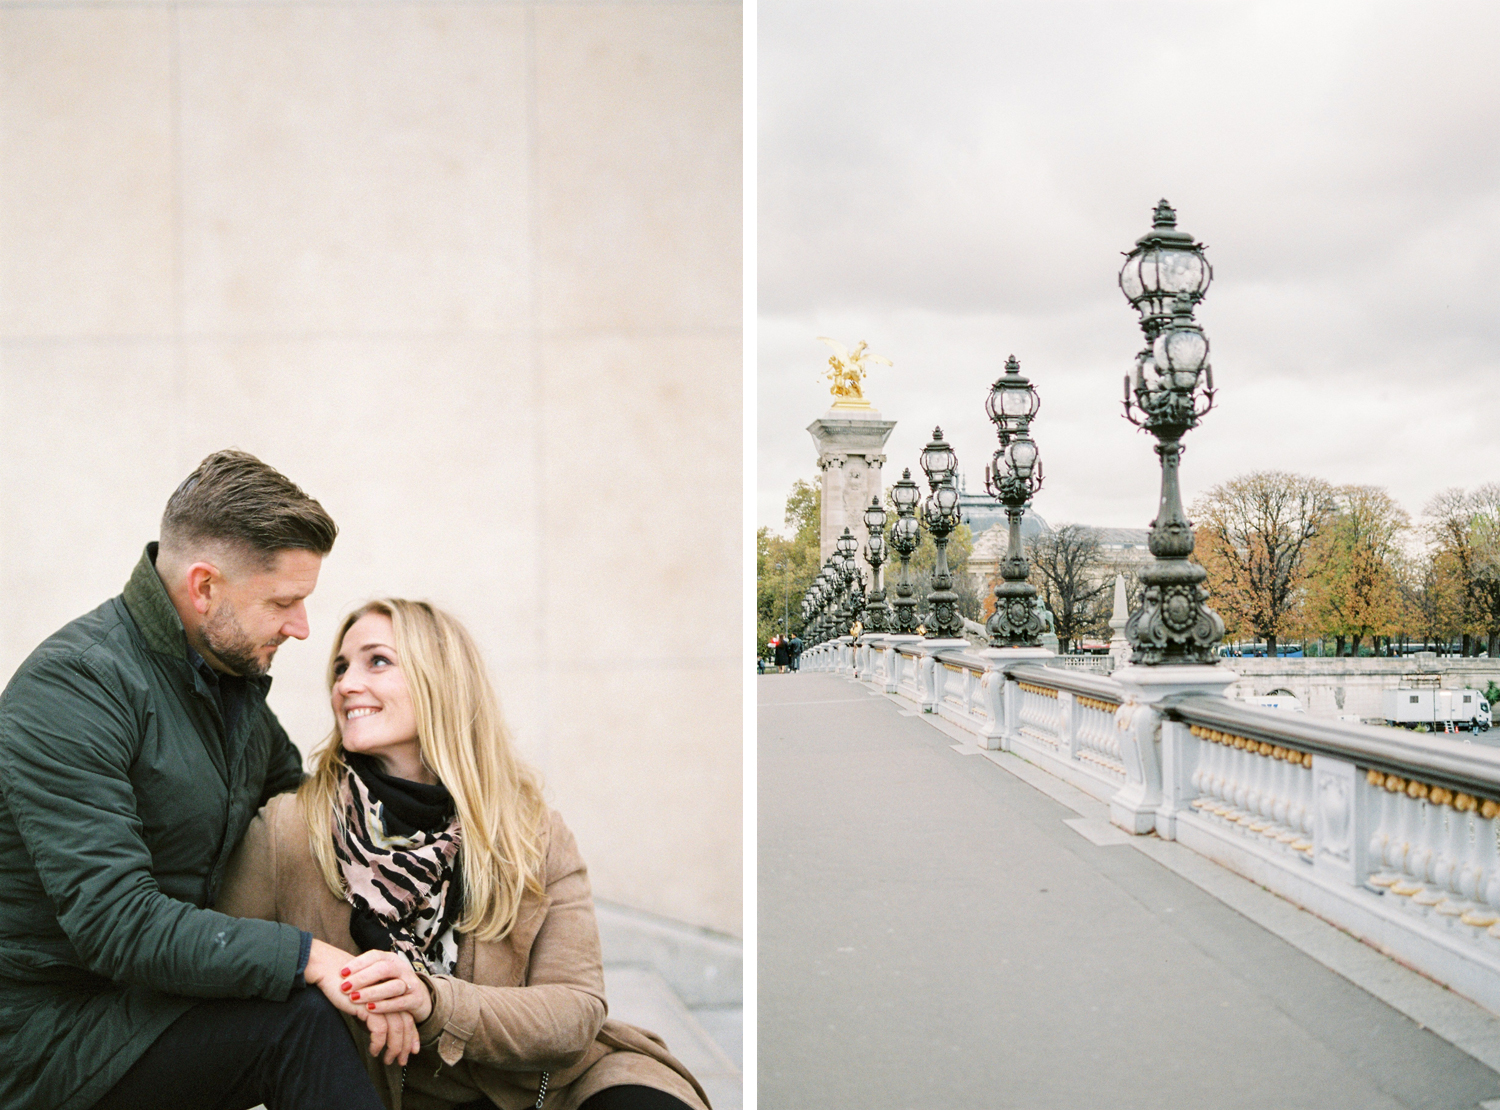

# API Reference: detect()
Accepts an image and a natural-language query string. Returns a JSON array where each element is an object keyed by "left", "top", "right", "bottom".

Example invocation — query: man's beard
[{"left": 203, "top": 602, "right": 273, "bottom": 677}]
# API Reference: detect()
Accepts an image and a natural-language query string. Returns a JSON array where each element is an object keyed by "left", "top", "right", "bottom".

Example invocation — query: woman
[{"left": 218, "top": 599, "right": 710, "bottom": 1110}]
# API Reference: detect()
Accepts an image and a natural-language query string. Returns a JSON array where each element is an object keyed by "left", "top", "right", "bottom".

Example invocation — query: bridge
[{"left": 760, "top": 636, "right": 1500, "bottom": 1109}]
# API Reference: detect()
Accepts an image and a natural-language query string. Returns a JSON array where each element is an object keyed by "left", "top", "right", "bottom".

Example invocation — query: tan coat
[{"left": 217, "top": 793, "right": 710, "bottom": 1110}]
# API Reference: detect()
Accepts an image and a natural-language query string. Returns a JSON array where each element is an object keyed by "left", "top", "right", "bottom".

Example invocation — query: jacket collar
[
  {"left": 122, "top": 543, "right": 276, "bottom": 696},
  {"left": 122, "top": 542, "right": 193, "bottom": 661}
]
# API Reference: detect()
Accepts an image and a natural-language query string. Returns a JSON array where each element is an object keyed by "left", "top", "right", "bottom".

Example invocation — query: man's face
[{"left": 201, "top": 549, "right": 322, "bottom": 677}]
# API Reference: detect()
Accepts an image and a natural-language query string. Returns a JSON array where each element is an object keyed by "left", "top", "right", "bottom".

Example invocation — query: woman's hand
[{"left": 339, "top": 949, "right": 434, "bottom": 1024}]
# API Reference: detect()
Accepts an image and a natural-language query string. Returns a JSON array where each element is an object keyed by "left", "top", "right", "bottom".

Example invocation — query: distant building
[{"left": 966, "top": 506, "right": 1151, "bottom": 595}]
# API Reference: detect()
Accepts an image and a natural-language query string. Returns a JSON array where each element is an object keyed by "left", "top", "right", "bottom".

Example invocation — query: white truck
[{"left": 1382, "top": 687, "right": 1492, "bottom": 733}]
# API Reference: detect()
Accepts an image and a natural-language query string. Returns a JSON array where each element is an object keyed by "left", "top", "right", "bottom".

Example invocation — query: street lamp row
[{"left": 800, "top": 199, "right": 1223, "bottom": 667}]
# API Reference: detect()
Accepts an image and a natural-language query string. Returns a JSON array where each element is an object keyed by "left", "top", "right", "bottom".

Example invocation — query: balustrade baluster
[
  {"left": 1437, "top": 794, "right": 1478, "bottom": 921},
  {"left": 1229, "top": 742, "right": 1249, "bottom": 817},
  {"left": 1245, "top": 746, "right": 1265, "bottom": 830},
  {"left": 1288, "top": 758, "right": 1312, "bottom": 855},
  {"left": 1388, "top": 779, "right": 1417, "bottom": 883},
  {"left": 1462, "top": 802, "right": 1500, "bottom": 932}
]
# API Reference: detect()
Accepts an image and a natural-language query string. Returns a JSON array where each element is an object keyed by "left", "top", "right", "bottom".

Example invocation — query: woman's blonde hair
[{"left": 300, "top": 599, "right": 547, "bottom": 943}]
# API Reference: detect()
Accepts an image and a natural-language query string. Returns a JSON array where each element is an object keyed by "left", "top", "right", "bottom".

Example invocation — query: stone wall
[
  {"left": 0, "top": 1, "right": 741, "bottom": 935},
  {"left": 1224, "top": 658, "right": 1500, "bottom": 722}
]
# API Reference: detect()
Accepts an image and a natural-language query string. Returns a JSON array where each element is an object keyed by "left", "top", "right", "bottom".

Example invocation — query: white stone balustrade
[
  {"left": 797, "top": 648, "right": 1500, "bottom": 1016},
  {"left": 1074, "top": 694, "right": 1126, "bottom": 780},
  {"left": 1186, "top": 724, "right": 1315, "bottom": 859},
  {"left": 1016, "top": 681, "right": 1062, "bottom": 752}
]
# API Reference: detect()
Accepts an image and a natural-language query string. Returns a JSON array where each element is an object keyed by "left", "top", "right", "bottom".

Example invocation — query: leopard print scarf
[{"left": 332, "top": 762, "right": 463, "bottom": 975}]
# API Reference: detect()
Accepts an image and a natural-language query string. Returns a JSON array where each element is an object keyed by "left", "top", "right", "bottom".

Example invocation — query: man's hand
[
  {"left": 338, "top": 948, "right": 433, "bottom": 1024},
  {"left": 307, "top": 939, "right": 421, "bottom": 1065},
  {"left": 365, "top": 1010, "right": 420, "bottom": 1066},
  {"left": 303, "top": 937, "right": 367, "bottom": 1018}
]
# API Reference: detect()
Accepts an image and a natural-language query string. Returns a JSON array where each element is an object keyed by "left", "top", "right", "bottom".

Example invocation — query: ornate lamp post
[
  {"left": 918, "top": 428, "right": 965, "bottom": 640},
  {"left": 861, "top": 496, "right": 891, "bottom": 632},
  {"left": 776, "top": 560, "right": 789, "bottom": 638},
  {"left": 1119, "top": 199, "right": 1223, "bottom": 665},
  {"left": 836, "top": 528, "right": 866, "bottom": 636},
  {"left": 889, "top": 469, "right": 922, "bottom": 634},
  {"left": 983, "top": 356, "right": 1046, "bottom": 648},
  {"left": 812, "top": 564, "right": 831, "bottom": 644}
]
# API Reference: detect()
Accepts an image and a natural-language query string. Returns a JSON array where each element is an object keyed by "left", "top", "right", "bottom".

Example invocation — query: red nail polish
[
  {"left": 368, "top": 1002, "right": 376, "bottom": 1010},
  {"left": 350, "top": 992, "right": 360, "bottom": 1000},
  {"left": 340, "top": 968, "right": 350, "bottom": 977},
  {"left": 341, "top": 982, "right": 351, "bottom": 992}
]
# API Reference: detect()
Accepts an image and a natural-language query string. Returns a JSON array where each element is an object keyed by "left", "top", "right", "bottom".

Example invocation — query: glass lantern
[{"left": 919, "top": 429, "right": 957, "bottom": 489}]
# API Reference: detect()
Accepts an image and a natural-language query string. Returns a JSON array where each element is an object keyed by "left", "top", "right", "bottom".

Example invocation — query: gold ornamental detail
[
  {"left": 1077, "top": 695, "right": 1121, "bottom": 714},
  {"left": 1189, "top": 723, "right": 1313, "bottom": 768},
  {"left": 818, "top": 337, "right": 890, "bottom": 410},
  {"left": 1364, "top": 768, "right": 1498, "bottom": 815}
]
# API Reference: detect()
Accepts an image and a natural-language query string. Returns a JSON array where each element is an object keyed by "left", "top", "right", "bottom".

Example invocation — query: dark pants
[
  {"left": 580, "top": 1087, "right": 696, "bottom": 1110},
  {"left": 93, "top": 989, "right": 385, "bottom": 1110},
  {"left": 459, "top": 1086, "right": 695, "bottom": 1110}
]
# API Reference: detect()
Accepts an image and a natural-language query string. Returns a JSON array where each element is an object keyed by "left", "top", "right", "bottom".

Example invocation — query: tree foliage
[
  {"left": 756, "top": 479, "right": 822, "bottom": 657},
  {"left": 909, "top": 522, "right": 979, "bottom": 621},
  {"left": 1023, "top": 524, "right": 1113, "bottom": 653},
  {"left": 1193, "top": 471, "right": 1337, "bottom": 656},
  {"left": 1302, "top": 486, "right": 1410, "bottom": 655},
  {"left": 1424, "top": 484, "right": 1500, "bottom": 656}
]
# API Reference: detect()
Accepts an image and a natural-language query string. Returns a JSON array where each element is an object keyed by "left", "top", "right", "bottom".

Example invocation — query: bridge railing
[{"left": 795, "top": 634, "right": 1500, "bottom": 1016}]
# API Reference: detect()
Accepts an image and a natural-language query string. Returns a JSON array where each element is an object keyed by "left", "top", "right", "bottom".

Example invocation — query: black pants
[
  {"left": 93, "top": 989, "right": 385, "bottom": 1110},
  {"left": 459, "top": 1086, "right": 695, "bottom": 1110},
  {"left": 579, "top": 1087, "right": 696, "bottom": 1110}
]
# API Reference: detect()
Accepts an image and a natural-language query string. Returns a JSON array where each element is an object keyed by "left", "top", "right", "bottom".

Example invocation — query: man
[
  {"left": 789, "top": 632, "right": 802, "bottom": 672},
  {"left": 0, "top": 451, "right": 389, "bottom": 1110}
]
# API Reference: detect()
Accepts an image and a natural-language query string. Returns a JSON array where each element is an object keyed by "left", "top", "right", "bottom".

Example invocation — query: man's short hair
[{"left": 160, "top": 450, "right": 337, "bottom": 565}]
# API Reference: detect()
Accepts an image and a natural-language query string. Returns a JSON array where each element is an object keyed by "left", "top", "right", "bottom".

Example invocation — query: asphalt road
[{"left": 759, "top": 671, "right": 1500, "bottom": 1110}]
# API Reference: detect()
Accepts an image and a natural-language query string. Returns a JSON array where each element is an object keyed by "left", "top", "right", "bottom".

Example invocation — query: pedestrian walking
[{"left": 774, "top": 635, "right": 791, "bottom": 673}]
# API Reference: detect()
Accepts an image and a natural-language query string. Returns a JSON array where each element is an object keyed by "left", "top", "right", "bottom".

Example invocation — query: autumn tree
[
  {"left": 1396, "top": 549, "right": 1447, "bottom": 653},
  {"left": 1022, "top": 524, "right": 1112, "bottom": 653},
  {"left": 1192, "top": 471, "right": 1337, "bottom": 656},
  {"left": 1303, "top": 486, "right": 1410, "bottom": 656},
  {"left": 1425, "top": 485, "right": 1500, "bottom": 656}
]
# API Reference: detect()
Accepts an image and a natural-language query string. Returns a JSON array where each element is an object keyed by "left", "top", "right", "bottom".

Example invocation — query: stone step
[{"left": 603, "top": 965, "right": 742, "bottom": 1110}]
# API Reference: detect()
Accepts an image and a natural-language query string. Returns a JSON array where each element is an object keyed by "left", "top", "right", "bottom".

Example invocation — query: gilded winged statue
[{"left": 817, "top": 337, "right": 891, "bottom": 402}]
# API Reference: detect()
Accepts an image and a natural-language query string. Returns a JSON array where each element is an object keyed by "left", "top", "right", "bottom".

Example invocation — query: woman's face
[{"left": 331, "top": 611, "right": 432, "bottom": 783}]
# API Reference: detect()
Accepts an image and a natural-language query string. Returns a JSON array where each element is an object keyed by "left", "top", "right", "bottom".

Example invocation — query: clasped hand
[{"left": 305, "top": 938, "right": 433, "bottom": 1066}]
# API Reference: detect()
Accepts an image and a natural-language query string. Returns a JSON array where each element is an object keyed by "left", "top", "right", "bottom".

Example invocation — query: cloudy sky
[{"left": 757, "top": 1, "right": 1500, "bottom": 542}]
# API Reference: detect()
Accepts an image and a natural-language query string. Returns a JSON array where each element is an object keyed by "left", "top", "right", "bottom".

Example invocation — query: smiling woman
[
  {"left": 331, "top": 611, "right": 426, "bottom": 783},
  {"left": 217, "top": 599, "right": 709, "bottom": 1110}
]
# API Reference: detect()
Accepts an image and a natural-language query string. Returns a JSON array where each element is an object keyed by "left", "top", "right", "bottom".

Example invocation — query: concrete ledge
[{"left": 595, "top": 900, "right": 742, "bottom": 1009}]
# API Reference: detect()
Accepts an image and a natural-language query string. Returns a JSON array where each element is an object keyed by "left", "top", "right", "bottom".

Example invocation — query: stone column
[
  {"left": 1109, "top": 663, "right": 1238, "bottom": 835},
  {"left": 808, "top": 408, "right": 897, "bottom": 564},
  {"left": 1108, "top": 573, "right": 1131, "bottom": 668}
]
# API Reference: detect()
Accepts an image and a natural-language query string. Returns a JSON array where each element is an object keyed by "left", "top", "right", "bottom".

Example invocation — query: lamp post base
[{"left": 1109, "top": 664, "right": 1239, "bottom": 836}]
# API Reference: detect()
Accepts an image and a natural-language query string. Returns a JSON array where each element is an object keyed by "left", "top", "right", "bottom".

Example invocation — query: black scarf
[{"left": 335, "top": 754, "right": 464, "bottom": 973}]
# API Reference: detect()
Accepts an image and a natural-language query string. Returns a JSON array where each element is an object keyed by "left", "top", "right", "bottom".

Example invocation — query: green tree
[
  {"left": 756, "top": 480, "right": 822, "bottom": 658},
  {"left": 909, "top": 522, "right": 978, "bottom": 622}
]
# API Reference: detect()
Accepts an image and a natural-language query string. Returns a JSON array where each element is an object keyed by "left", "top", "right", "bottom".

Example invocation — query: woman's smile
[{"left": 331, "top": 612, "right": 429, "bottom": 782}]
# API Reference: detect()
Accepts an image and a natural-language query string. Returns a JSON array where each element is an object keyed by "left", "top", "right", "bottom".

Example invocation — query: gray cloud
[{"left": 759, "top": 1, "right": 1500, "bottom": 539}]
